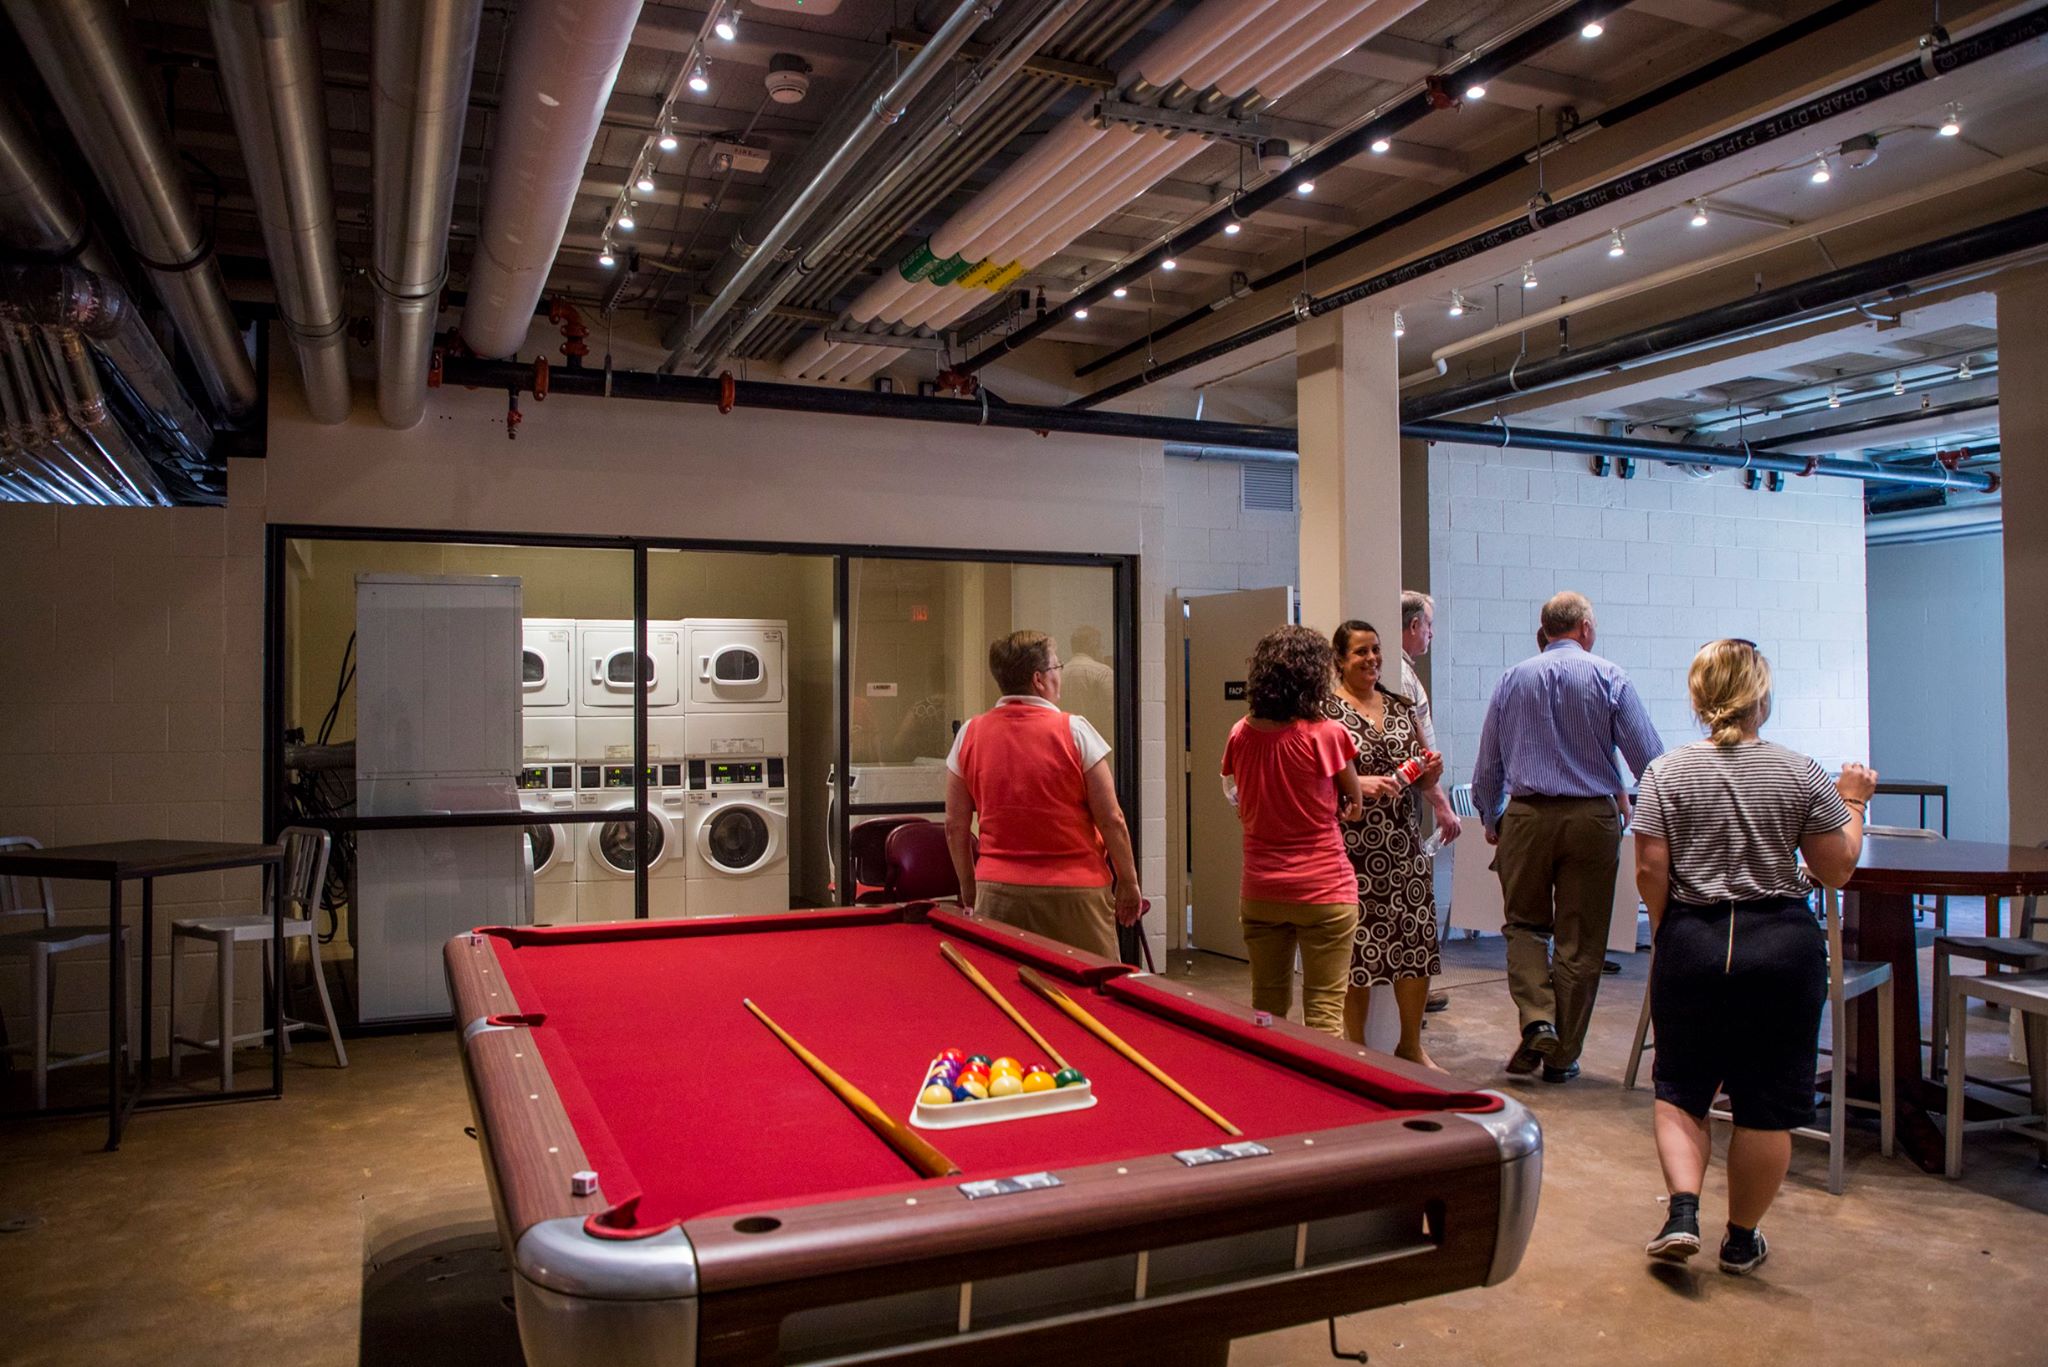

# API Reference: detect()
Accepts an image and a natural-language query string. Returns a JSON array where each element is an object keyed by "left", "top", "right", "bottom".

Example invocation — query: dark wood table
[
  {"left": 0, "top": 839, "right": 285, "bottom": 1148},
  {"left": 1871, "top": 779, "right": 1950, "bottom": 838},
  {"left": 1842, "top": 835, "right": 2048, "bottom": 1172}
]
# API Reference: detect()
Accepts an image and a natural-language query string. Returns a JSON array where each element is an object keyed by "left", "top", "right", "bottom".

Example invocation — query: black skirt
[{"left": 1650, "top": 894, "right": 1827, "bottom": 1131}]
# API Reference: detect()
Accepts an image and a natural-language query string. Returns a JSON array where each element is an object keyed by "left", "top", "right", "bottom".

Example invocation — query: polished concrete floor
[{"left": 3, "top": 922, "right": 2045, "bottom": 1367}]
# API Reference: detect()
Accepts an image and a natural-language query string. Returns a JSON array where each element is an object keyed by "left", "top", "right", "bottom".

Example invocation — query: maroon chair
[
  {"left": 884, "top": 820, "right": 965, "bottom": 902},
  {"left": 849, "top": 817, "right": 926, "bottom": 904}
]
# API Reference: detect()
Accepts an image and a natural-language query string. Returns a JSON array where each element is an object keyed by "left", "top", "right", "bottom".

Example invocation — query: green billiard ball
[{"left": 1053, "top": 1068, "right": 1085, "bottom": 1088}]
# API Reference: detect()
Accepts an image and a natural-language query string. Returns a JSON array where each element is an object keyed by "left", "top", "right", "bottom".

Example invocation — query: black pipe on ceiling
[
  {"left": 1401, "top": 207, "right": 2046, "bottom": 420},
  {"left": 1752, "top": 395, "right": 1999, "bottom": 449},
  {"left": 1071, "top": 5, "right": 2048, "bottom": 410},
  {"left": 952, "top": 0, "right": 1635, "bottom": 375},
  {"left": 1066, "top": 0, "right": 1886, "bottom": 383},
  {"left": 431, "top": 355, "right": 1995, "bottom": 492},
  {"left": 433, "top": 355, "right": 1299, "bottom": 450}
]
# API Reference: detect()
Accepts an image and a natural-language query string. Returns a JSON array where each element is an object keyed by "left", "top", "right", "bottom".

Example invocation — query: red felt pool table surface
[{"left": 475, "top": 906, "right": 1497, "bottom": 1235}]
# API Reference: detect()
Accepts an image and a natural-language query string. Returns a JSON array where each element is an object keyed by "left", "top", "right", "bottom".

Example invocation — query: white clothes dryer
[
  {"left": 519, "top": 760, "right": 578, "bottom": 924},
  {"left": 573, "top": 757, "right": 686, "bottom": 921},
  {"left": 521, "top": 619, "right": 575, "bottom": 715},
  {"left": 575, "top": 620, "right": 683, "bottom": 718},
  {"left": 681, "top": 619, "right": 786, "bottom": 712},
  {"left": 683, "top": 710, "right": 789, "bottom": 760},
  {"left": 681, "top": 755, "right": 789, "bottom": 917}
]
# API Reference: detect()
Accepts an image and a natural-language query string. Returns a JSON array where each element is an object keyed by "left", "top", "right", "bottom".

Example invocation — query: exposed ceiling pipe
[
  {"left": 371, "top": 0, "right": 486, "bottom": 429},
  {"left": 0, "top": 92, "right": 119, "bottom": 277},
  {"left": 2, "top": 264, "right": 213, "bottom": 465},
  {"left": 961, "top": 0, "right": 1633, "bottom": 376},
  {"left": 4, "top": 0, "right": 259, "bottom": 421},
  {"left": 2, "top": 322, "right": 134, "bottom": 505},
  {"left": 459, "top": 0, "right": 643, "bottom": 360},
  {"left": 0, "top": 332, "right": 95, "bottom": 503},
  {"left": 1418, "top": 150, "right": 2048, "bottom": 380},
  {"left": 1753, "top": 395, "right": 2000, "bottom": 450},
  {"left": 41, "top": 328, "right": 170, "bottom": 504},
  {"left": 1165, "top": 441, "right": 1299, "bottom": 464},
  {"left": 671, "top": 0, "right": 1000, "bottom": 370},
  {"left": 1402, "top": 206, "right": 2048, "bottom": 420},
  {"left": 433, "top": 353, "right": 1996, "bottom": 495},
  {"left": 206, "top": 0, "right": 352, "bottom": 424},
  {"left": 707, "top": 0, "right": 1098, "bottom": 365}
]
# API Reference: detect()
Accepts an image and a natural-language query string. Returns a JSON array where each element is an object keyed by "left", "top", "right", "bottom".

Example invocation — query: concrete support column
[
  {"left": 1997, "top": 274, "right": 2048, "bottom": 845},
  {"left": 1296, "top": 303, "right": 1403, "bottom": 638}
]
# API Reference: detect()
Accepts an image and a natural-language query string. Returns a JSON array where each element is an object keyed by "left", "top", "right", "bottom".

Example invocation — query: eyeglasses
[{"left": 1041, "top": 663, "right": 1064, "bottom": 674}]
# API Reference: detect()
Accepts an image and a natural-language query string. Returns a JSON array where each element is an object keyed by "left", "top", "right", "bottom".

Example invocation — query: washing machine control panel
[
  {"left": 520, "top": 763, "right": 576, "bottom": 792},
  {"left": 580, "top": 762, "right": 685, "bottom": 790},
  {"left": 688, "top": 757, "right": 786, "bottom": 791}
]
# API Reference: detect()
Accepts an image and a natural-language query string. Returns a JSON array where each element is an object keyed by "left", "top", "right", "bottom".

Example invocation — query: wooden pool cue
[
  {"left": 743, "top": 998, "right": 961, "bottom": 1179},
  {"left": 1015, "top": 967, "right": 1240, "bottom": 1136},
  {"left": 937, "top": 941, "right": 1071, "bottom": 1071}
]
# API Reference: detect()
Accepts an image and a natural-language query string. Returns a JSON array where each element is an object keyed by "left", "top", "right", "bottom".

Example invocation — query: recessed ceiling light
[
  {"left": 1369, "top": 136, "right": 1391, "bottom": 154},
  {"left": 1464, "top": 82, "right": 1487, "bottom": 101},
  {"left": 1223, "top": 221, "right": 1241, "bottom": 235},
  {"left": 1074, "top": 307, "right": 1089, "bottom": 320},
  {"left": 1112, "top": 286, "right": 1128, "bottom": 298},
  {"left": 1161, "top": 257, "right": 1177, "bottom": 271},
  {"left": 1580, "top": 20, "right": 1604, "bottom": 38}
]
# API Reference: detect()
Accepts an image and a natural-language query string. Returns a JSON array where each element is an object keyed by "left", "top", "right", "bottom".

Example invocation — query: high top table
[
  {"left": 0, "top": 839, "right": 285, "bottom": 1149},
  {"left": 1843, "top": 834, "right": 2048, "bottom": 1171}
]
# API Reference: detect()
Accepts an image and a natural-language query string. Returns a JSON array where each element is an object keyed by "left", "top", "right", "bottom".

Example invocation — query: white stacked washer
[
  {"left": 574, "top": 755, "right": 687, "bottom": 920},
  {"left": 680, "top": 619, "right": 791, "bottom": 916},
  {"left": 573, "top": 620, "right": 687, "bottom": 921},
  {"left": 519, "top": 758, "right": 579, "bottom": 923}
]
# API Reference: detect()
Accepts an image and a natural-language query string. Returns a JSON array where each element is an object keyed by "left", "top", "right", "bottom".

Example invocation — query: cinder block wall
[
  {"left": 1426, "top": 442, "right": 1871, "bottom": 782},
  {"left": 1159, "top": 457, "right": 1302, "bottom": 595},
  {"left": 0, "top": 460, "right": 271, "bottom": 1064}
]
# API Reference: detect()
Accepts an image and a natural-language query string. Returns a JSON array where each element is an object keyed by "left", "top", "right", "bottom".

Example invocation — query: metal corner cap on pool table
[
  {"left": 1466, "top": 1092, "right": 1543, "bottom": 1287},
  {"left": 518, "top": 1217, "right": 702, "bottom": 1300}
]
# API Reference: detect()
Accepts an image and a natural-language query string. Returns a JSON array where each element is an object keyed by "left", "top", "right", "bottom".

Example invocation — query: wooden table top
[
  {"left": 1848, "top": 835, "right": 2048, "bottom": 897},
  {"left": 0, "top": 839, "right": 284, "bottom": 881}
]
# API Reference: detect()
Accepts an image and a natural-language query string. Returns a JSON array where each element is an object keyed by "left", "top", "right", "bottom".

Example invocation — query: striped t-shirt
[{"left": 1632, "top": 740, "right": 1852, "bottom": 903}]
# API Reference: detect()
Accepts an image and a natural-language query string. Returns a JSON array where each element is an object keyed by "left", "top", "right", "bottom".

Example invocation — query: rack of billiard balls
[{"left": 910, "top": 1049, "right": 1094, "bottom": 1129}]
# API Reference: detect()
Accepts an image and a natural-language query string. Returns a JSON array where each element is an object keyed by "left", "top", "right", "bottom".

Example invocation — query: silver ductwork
[
  {"left": 4, "top": 0, "right": 259, "bottom": 421},
  {"left": 0, "top": 92, "right": 118, "bottom": 277},
  {"left": 371, "top": 0, "right": 485, "bottom": 428},
  {"left": 460, "top": 0, "right": 642, "bottom": 359},
  {"left": 0, "top": 320, "right": 168, "bottom": 506},
  {"left": 207, "top": 0, "right": 353, "bottom": 424}
]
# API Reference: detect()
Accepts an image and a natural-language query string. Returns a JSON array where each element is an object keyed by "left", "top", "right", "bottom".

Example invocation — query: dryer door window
[
  {"left": 704, "top": 806, "right": 771, "bottom": 873},
  {"left": 522, "top": 648, "right": 549, "bottom": 692},
  {"left": 706, "top": 644, "right": 763, "bottom": 687},
  {"left": 596, "top": 815, "right": 663, "bottom": 873},
  {"left": 599, "top": 648, "right": 656, "bottom": 695}
]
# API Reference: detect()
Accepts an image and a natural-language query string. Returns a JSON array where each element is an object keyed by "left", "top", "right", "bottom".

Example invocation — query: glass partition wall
[{"left": 269, "top": 531, "right": 1131, "bottom": 1029}]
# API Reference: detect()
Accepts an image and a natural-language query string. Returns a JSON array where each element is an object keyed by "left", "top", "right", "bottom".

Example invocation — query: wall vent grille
[{"left": 1241, "top": 463, "right": 1296, "bottom": 512}]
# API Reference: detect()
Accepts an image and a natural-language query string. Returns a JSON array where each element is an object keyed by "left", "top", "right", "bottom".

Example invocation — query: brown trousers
[
  {"left": 976, "top": 881, "right": 1119, "bottom": 961},
  {"left": 1494, "top": 796, "right": 1624, "bottom": 1066}
]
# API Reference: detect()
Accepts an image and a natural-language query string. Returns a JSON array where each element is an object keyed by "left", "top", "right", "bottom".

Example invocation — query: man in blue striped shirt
[{"left": 1473, "top": 591, "right": 1665, "bottom": 1082}]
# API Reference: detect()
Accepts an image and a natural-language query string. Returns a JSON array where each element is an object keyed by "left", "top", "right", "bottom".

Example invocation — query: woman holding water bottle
[{"left": 1323, "top": 620, "right": 1445, "bottom": 1066}]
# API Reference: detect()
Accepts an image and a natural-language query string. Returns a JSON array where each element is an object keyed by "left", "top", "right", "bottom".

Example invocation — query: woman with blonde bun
[{"left": 1630, "top": 639, "right": 1876, "bottom": 1276}]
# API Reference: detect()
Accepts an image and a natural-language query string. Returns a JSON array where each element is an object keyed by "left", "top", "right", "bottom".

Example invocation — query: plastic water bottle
[{"left": 1420, "top": 829, "right": 1446, "bottom": 858}]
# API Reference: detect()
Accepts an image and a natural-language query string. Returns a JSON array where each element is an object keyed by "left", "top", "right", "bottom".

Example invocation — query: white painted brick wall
[
  {"left": 1426, "top": 442, "right": 1871, "bottom": 787},
  {"left": 1158, "top": 457, "right": 1301, "bottom": 596}
]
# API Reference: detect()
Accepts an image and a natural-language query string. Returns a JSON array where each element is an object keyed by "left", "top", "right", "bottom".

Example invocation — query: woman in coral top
[{"left": 1221, "top": 626, "right": 1365, "bottom": 1036}]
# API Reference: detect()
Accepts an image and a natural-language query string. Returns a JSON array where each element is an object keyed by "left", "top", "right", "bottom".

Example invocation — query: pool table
[{"left": 446, "top": 903, "right": 1541, "bottom": 1367}]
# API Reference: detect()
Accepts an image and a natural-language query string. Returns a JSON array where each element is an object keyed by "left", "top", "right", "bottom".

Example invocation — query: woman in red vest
[{"left": 946, "top": 630, "right": 1142, "bottom": 959}]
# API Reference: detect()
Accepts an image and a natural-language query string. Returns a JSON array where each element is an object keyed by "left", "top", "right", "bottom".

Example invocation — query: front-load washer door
[
  {"left": 591, "top": 812, "right": 667, "bottom": 875},
  {"left": 524, "top": 823, "right": 561, "bottom": 877},
  {"left": 698, "top": 803, "right": 783, "bottom": 875},
  {"left": 689, "top": 627, "right": 785, "bottom": 708}
]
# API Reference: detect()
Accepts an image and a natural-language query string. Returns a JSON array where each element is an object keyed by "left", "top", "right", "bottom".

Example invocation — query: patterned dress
[{"left": 1322, "top": 688, "right": 1441, "bottom": 985}]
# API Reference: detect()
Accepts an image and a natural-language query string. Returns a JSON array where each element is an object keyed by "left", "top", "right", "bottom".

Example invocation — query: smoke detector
[
  {"left": 765, "top": 54, "right": 811, "bottom": 104},
  {"left": 1256, "top": 137, "right": 1290, "bottom": 175}
]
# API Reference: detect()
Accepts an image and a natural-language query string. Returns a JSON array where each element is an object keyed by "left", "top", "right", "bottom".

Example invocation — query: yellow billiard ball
[{"left": 1020, "top": 1070, "right": 1056, "bottom": 1093}]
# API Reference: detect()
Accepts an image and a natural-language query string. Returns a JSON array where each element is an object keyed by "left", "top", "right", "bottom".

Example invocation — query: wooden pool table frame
[{"left": 447, "top": 905, "right": 1542, "bottom": 1367}]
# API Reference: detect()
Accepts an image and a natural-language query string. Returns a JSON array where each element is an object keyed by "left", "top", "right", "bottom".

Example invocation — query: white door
[{"left": 1182, "top": 586, "right": 1294, "bottom": 960}]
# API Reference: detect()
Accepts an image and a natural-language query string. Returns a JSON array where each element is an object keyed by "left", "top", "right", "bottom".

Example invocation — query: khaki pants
[
  {"left": 1240, "top": 898, "right": 1359, "bottom": 1037},
  {"left": 977, "top": 882, "right": 1119, "bottom": 961},
  {"left": 1495, "top": 796, "right": 1623, "bottom": 1066}
]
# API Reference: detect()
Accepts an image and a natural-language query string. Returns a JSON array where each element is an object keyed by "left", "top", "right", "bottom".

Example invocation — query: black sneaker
[
  {"left": 1719, "top": 1227, "right": 1768, "bottom": 1276},
  {"left": 1540, "top": 1060, "right": 1580, "bottom": 1084},
  {"left": 1646, "top": 1211, "right": 1701, "bottom": 1262},
  {"left": 1505, "top": 1021, "right": 1558, "bottom": 1075},
  {"left": 1426, "top": 989, "right": 1451, "bottom": 1013}
]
